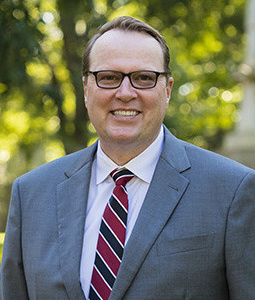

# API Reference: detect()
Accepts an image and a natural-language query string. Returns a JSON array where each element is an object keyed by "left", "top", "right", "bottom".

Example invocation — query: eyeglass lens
[{"left": 96, "top": 71, "right": 157, "bottom": 88}]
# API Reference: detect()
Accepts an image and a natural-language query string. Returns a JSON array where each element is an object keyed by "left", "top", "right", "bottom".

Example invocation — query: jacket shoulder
[
  {"left": 181, "top": 140, "right": 254, "bottom": 185},
  {"left": 16, "top": 142, "right": 97, "bottom": 186}
]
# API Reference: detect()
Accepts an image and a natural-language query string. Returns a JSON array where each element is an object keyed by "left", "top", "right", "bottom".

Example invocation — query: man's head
[
  {"left": 82, "top": 16, "right": 173, "bottom": 165},
  {"left": 82, "top": 16, "right": 171, "bottom": 76}
]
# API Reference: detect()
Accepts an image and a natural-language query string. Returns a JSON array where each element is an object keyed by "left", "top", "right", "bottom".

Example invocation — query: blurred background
[{"left": 0, "top": 0, "right": 255, "bottom": 232}]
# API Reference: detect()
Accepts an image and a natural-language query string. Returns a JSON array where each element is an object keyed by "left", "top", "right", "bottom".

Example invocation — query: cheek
[
  {"left": 85, "top": 92, "right": 110, "bottom": 117},
  {"left": 155, "top": 98, "right": 169, "bottom": 119},
  {"left": 84, "top": 96, "right": 97, "bottom": 118},
  {"left": 165, "top": 98, "right": 170, "bottom": 109},
  {"left": 84, "top": 95, "right": 92, "bottom": 111},
  {"left": 143, "top": 99, "right": 167, "bottom": 123},
  {"left": 153, "top": 90, "right": 169, "bottom": 111}
]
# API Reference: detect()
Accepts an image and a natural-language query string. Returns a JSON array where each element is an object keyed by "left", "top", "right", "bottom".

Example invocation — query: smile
[{"left": 112, "top": 110, "right": 139, "bottom": 116}]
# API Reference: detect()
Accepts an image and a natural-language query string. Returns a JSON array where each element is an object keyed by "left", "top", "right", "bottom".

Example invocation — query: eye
[
  {"left": 97, "top": 72, "right": 121, "bottom": 82},
  {"left": 132, "top": 72, "right": 156, "bottom": 86},
  {"left": 138, "top": 74, "right": 154, "bottom": 81}
]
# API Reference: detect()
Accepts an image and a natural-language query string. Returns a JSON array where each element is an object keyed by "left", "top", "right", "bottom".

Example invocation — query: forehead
[{"left": 89, "top": 29, "right": 164, "bottom": 71}]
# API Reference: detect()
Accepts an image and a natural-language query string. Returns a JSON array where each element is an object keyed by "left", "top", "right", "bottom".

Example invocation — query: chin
[
  {"left": 108, "top": 127, "right": 139, "bottom": 139},
  {"left": 111, "top": 134, "right": 137, "bottom": 144}
]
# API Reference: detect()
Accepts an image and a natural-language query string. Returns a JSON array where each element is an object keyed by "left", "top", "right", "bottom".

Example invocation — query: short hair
[{"left": 82, "top": 16, "right": 171, "bottom": 76}]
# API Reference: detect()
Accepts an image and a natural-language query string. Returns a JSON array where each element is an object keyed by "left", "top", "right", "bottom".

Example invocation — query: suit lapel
[
  {"left": 56, "top": 143, "right": 97, "bottom": 300},
  {"left": 109, "top": 128, "right": 191, "bottom": 300}
]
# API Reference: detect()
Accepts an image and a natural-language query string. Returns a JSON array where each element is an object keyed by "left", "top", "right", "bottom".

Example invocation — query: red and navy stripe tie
[{"left": 89, "top": 169, "right": 134, "bottom": 300}]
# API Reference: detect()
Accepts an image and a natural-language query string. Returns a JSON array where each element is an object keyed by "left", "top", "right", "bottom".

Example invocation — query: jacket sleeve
[
  {"left": 225, "top": 169, "right": 255, "bottom": 299},
  {"left": 0, "top": 178, "right": 29, "bottom": 299}
]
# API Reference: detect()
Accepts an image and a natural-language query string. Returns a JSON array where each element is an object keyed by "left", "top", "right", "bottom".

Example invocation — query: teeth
[{"left": 113, "top": 110, "right": 139, "bottom": 116}]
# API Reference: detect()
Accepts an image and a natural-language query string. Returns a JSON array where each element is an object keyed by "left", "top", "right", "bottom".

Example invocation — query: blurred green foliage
[{"left": 0, "top": 0, "right": 247, "bottom": 229}]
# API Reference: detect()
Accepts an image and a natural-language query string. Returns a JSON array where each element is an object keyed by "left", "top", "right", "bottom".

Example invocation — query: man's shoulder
[
  {"left": 180, "top": 140, "right": 255, "bottom": 188},
  {"left": 16, "top": 142, "right": 97, "bottom": 186},
  {"left": 163, "top": 128, "right": 253, "bottom": 178}
]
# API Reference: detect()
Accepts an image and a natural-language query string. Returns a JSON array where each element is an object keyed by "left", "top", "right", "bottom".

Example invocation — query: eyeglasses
[{"left": 85, "top": 70, "right": 169, "bottom": 89}]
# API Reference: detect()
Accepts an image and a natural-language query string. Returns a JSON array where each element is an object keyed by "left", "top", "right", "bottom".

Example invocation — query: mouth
[{"left": 112, "top": 110, "right": 140, "bottom": 116}]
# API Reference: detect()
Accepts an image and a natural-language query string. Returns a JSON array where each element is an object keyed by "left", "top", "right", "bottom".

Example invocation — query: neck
[{"left": 100, "top": 140, "right": 155, "bottom": 166}]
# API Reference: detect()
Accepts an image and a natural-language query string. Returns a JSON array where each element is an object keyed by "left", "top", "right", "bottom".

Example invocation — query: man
[{"left": 1, "top": 16, "right": 255, "bottom": 300}]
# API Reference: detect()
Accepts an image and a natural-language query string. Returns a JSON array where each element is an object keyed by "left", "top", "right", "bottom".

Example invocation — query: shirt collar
[{"left": 95, "top": 125, "right": 164, "bottom": 185}]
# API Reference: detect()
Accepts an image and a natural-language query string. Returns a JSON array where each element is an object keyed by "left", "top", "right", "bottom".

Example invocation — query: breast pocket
[{"left": 156, "top": 233, "right": 215, "bottom": 256}]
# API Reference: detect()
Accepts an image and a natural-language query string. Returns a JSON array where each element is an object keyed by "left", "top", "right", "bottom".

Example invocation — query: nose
[{"left": 115, "top": 76, "right": 137, "bottom": 101}]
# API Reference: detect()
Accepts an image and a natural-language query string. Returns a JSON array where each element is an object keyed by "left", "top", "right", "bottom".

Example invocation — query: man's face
[{"left": 83, "top": 29, "right": 173, "bottom": 159}]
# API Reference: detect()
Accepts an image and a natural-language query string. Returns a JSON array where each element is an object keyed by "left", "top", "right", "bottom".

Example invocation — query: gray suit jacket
[{"left": 1, "top": 128, "right": 255, "bottom": 299}]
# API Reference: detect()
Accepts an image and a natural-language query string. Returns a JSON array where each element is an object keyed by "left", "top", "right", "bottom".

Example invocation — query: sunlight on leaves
[
  {"left": 109, "top": 2, "right": 146, "bottom": 19},
  {"left": 26, "top": 62, "right": 52, "bottom": 84},
  {"left": 44, "top": 140, "right": 65, "bottom": 162}
]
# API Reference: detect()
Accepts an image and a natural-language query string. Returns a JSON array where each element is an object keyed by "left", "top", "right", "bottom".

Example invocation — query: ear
[
  {"left": 82, "top": 76, "right": 88, "bottom": 107},
  {"left": 166, "top": 77, "right": 174, "bottom": 103}
]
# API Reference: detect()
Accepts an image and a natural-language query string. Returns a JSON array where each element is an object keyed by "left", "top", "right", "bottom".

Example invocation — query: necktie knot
[{"left": 111, "top": 169, "right": 134, "bottom": 187}]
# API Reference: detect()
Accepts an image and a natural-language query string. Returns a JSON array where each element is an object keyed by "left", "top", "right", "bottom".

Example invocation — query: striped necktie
[{"left": 89, "top": 169, "right": 134, "bottom": 300}]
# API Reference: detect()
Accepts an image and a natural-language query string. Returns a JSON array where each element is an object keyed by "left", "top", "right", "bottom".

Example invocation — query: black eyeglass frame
[{"left": 85, "top": 70, "right": 169, "bottom": 89}]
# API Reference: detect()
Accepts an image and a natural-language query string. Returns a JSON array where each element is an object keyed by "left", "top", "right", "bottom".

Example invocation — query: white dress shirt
[{"left": 80, "top": 126, "right": 164, "bottom": 298}]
